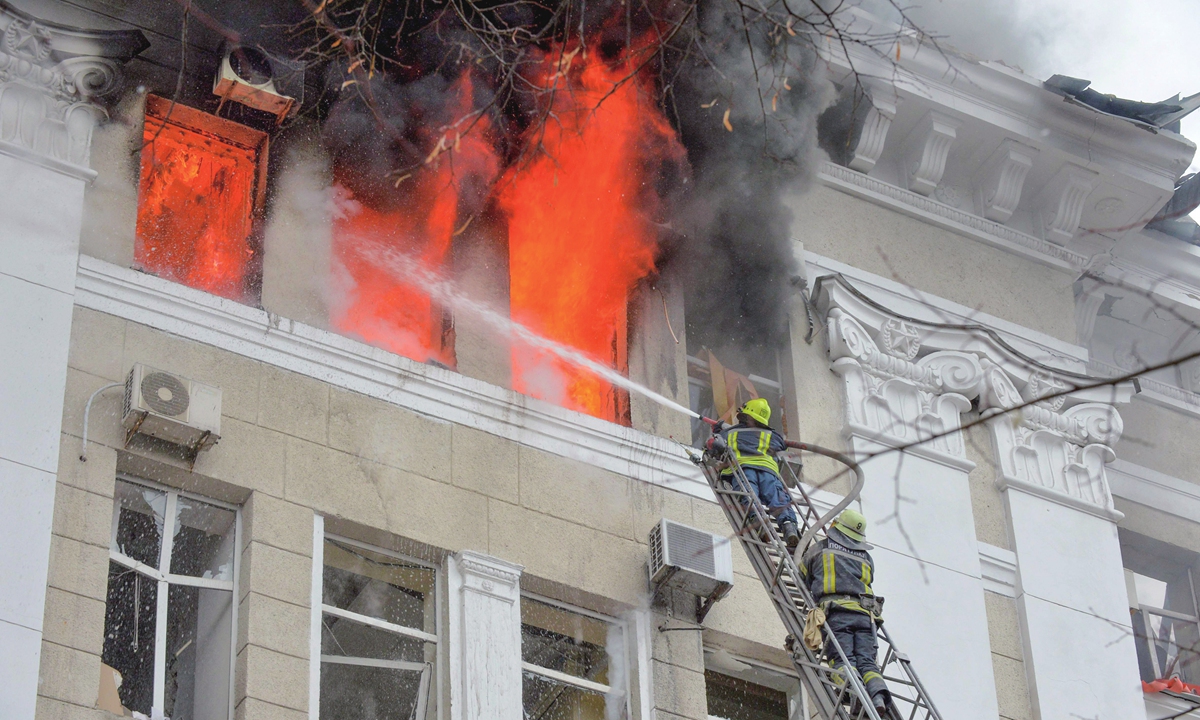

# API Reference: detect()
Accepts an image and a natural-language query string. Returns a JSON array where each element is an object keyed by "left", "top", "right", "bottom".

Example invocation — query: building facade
[{"left": 1, "top": 2, "right": 1199, "bottom": 720}]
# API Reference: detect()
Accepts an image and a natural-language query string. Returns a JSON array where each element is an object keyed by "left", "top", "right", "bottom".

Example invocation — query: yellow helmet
[
  {"left": 739, "top": 398, "right": 772, "bottom": 426},
  {"left": 834, "top": 509, "right": 867, "bottom": 542}
]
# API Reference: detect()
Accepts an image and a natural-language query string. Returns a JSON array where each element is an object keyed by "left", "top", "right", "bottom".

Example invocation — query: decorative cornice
[
  {"left": 904, "top": 110, "right": 961, "bottom": 196},
  {"left": 74, "top": 257, "right": 711, "bottom": 500},
  {"left": 848, "top": 95, "right": 898, "bottom": 174},
  {"left": 0, "top": 2, "right": 146, "bottom": 178},
  {"left": 974, "top": 138, "right": 1038, "bottom": 223},
  {"left": 1039, "top": 163, "right": 1099, "bottom": 245},
  {"left": 456, "top": 551, "right": 523, "bottom": 601},
  {"left": 819, "top": 162, "right": 1089, "bottom": 271}
]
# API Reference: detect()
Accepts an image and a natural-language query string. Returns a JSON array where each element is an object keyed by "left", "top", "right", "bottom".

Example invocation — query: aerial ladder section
[{"left": 690, "top": 434, "right": 943, "bottom": 720}]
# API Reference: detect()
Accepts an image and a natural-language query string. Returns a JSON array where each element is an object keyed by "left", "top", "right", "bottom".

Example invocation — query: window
[
  {"left": 687, "top": 353, "right": 786, "bottom": 447},
  {"left": 101, "top": 478, "right": 239, "bottom": 719},
  {"left": 1121, "top": 530, "right": 1200, "bottom": 685},
  {"left": 317, "top": 535, "right": 439, "bottom": 720},
  {"left": 136, "top": 95, "right": 268, "bottom": 303},
  {"left": 704, "top": 650, "right": 802, "bottom": 720},
  {"left": 521, "top": 595, "right": 628, "bottom": 720}
]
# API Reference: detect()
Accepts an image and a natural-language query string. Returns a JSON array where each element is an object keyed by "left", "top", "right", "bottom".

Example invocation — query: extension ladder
[{"left": 692, "top": 445, "right": 943, "bottom": 720}]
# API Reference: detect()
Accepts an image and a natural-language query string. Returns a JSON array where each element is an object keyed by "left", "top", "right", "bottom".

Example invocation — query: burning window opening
[
  {"left": 500, "top": 41, "right": 685, "bottom": 424},
  {"left": 329, "top": 73, "right": 499, "bottom": 369},
  {"left": 135, "top": 95, "right": 269, "bottom": 303}
]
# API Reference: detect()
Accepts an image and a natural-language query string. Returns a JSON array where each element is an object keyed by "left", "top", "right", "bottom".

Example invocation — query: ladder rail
[{"left": 695, "top": 444, "right": 943, "bottom": 720}]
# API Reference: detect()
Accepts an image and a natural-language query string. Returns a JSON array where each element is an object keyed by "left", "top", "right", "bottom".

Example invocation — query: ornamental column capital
[{"left": 0, "top": 0, "right": 147, "bottom": 177}]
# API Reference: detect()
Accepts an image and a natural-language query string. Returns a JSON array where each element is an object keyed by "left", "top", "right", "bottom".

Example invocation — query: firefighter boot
[{"left": 781, "top": 520, "right": 800, "bottom": 551}]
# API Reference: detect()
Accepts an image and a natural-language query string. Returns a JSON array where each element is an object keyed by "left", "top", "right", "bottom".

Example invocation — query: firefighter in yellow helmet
[
  {"left": 709, "top": 398, "right": 800, "bottom": 549},
  {"left": 800, "top": 509, "right": 892, "bottom": 715}
]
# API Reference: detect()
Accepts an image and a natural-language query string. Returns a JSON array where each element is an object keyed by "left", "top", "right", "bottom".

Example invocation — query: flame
[
  {"left": 135, "top": 109, "right": 261, "bottom": 301},
  {"left": 331, "top": 74, "right": 499, "bottom": 365},
  {"left": 500, "top": 44, "right": 685, "bottom": 421}
]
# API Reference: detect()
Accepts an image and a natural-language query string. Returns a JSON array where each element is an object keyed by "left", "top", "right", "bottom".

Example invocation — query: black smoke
[{"left": 667, "top": 1, "right": 832, "bottom": 371}]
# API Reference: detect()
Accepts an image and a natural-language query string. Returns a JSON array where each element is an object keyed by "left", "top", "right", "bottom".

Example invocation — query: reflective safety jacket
[
  {"left": 717, "top": 423, "right": 787, "bottom": 477},
  {"left": 800, "top": 530, "right": 876, "bottom": 615}
]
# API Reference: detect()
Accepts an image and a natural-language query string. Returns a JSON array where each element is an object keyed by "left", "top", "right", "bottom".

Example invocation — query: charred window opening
[
  {"left": 687, "top": 351, "right": 787, "bottom": 447},
  {"left": 704, "top": 669, "right": 790, "bottom": 720},
  {"left": 1120, "top": 529, "right": 1200, "bottom": 686},
  {"left": 100, "top": 479, "right": 238, "bottom": 720},
  {"left": 319, "top": 537, "right": 439, "bottom": 720},
  {"left": 520, "top": 596, "right": 627, "bottom": 720},
  {"left": 135, "top": 95, "right": 269, "bottom": 303}
]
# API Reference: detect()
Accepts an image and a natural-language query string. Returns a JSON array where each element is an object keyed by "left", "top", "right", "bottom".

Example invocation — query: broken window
[
  {"left": 703, "top": 648, "right": 804, "bottom": 720},
  {"left": 318, "top": 536, "right": 439, "bottom": 720},
  {"left": 520, "top": 596, "right": 627, "bottom": 720},
  {"left": 687, "top": 352, "right": 788, "bottom": 447},
  {"left": 101, "top": 478, "right": 238, "bottom": 720},
  {"left": 1121, "top": 530, "right": 1200, "bottom": 685},
  {"left": 135, "top": 95, "right": 269, "bottom": 303}
]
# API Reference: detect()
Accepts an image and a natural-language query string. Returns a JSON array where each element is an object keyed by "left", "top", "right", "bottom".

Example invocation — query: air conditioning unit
[
  {"left": 122, "top": 364, "right": 221, "bottom": 452},
  {"left": 213, "top": 45, "right": 302, "bottom": 121},
  {"left": 649, "top": 519, "right": 733, "bottom": 601}
]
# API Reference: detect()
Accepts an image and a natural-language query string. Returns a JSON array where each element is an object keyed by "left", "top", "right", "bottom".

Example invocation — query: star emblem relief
[{"left": 5, "top": 20, "right": 52, "bottom": 63}]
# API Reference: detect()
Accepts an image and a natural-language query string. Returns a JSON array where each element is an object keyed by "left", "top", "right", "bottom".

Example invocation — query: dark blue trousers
[
  {"left": 825, "top": 610, "right": 889, "bottom": 703},
  {"left": 734, "top": 466, "right": 798, "bottom": 525}
]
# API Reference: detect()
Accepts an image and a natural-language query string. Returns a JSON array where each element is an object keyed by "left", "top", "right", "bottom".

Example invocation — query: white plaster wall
[
  {"left": 853, "top": 438, "right": 1001, "bottom": 720},
  {"left": 1005, "top": 489, "right": 1144, "bottom": 720},
  {"left": 788, "top": 185, "right": 1078, "bottom": 343},
  {"left": 0, "top": 151, "right": 87, "bottom": 719}
]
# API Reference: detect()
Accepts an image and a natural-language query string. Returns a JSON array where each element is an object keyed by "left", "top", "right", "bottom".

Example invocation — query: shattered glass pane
[
  {"left": 1139, "top": 610, "right": 1200, "bottom": 684},
  {"left": 520, "top": 598, "right": 611, "bottom": 685},
  {"left": 704, "top": 670, "right": 789, "bottom": 720},
  {"left": 321, "top": 613, "right": 427, "bottom": 663},
  {"left": 170, "top": 497, "right": 236, "bottom": 581},
  {"left": 319, "top": 662, "right": 425, "bottom": 720},
  {"left": 112, "top": 480, "right": 167, "bottom": 568},
  {"left": 164, "top": 585, "right": 233, "bottom": 720},
  {"left": 322, "top": 539, "right": 435, "bottom": 633},
  {"left": 101, "top": 561, "right": 158, "bottom": 717},
  {"left": 522, "top": 671, "right": 607, "bottom": 720}
]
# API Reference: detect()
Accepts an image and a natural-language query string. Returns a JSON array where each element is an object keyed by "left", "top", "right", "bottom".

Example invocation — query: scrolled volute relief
[
  {"left": 980, "top": 359, "right": 1122, "bottom": 515},
  {"left": 828, "top": 309, "right": 981, "bottom": 457}
]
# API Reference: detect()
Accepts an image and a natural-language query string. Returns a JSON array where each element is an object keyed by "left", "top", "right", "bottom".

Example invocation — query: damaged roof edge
[{"left": 1044, "top": 75, "right": 1200, "bottom": 132}]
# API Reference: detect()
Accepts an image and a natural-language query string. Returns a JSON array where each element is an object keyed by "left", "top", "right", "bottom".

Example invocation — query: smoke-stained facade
[{"left": 3, "top": 1, "right": 1200, "bottom": 720}]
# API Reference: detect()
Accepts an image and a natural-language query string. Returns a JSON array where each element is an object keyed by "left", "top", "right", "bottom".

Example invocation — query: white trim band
[{"left": 74, "top": 256, "right": 710, "bottom": 500}]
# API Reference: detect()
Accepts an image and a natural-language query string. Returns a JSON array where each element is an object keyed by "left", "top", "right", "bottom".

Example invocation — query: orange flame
[
  {"left": 135, "top": 99, "right": 265, "bottom": 302},
  {"left": 331, "top": 74, "right": 499, "bottom": 365},
  {"left": 500, "top": 44, "right": 685, "bottom": 421}
]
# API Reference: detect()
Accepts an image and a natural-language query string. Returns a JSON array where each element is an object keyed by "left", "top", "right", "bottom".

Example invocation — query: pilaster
[
  {"left": 447, "top": 550, "right": 524, "bottom": 720},
  {"left": 823, "top": 304, "right": 999, "bottom": 720},
  {"left": 981, "top": 365, "right": 1144, "bottom": 720},
  {"left": 0, "top": 5, "right": 144, "bottom": 718}
]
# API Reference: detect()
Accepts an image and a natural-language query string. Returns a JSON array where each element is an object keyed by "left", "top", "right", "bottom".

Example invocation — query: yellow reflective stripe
[
  {"left": 861, "top": 562, "right": 872, "bottom": 594},
  {"left": 823, "top": 552, "right": 835, "bottom": 595},
  {"left": 862, "top": 671, "right": 882, "bottom": 683},
  {"left": 757, "top": 430, "right": 770, "bottom": 455}
]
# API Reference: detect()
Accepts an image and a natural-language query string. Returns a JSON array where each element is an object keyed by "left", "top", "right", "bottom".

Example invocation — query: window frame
[
  {"left": 703, "top": 648, "right": 805, "bottom": 720},
  {"left": 309, "top": 517, "right": 444, "bottom": 720},
  {"left": 519, "top": 591, "right": 632, "bottom": 719},
  {"left": 107, "top": 474, "right": 242, "bottom": 720}
]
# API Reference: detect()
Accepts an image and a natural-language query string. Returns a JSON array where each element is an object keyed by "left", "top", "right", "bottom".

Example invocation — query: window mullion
[{"left": 153, "top": 491, "right": 179, "bottom": 713}]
